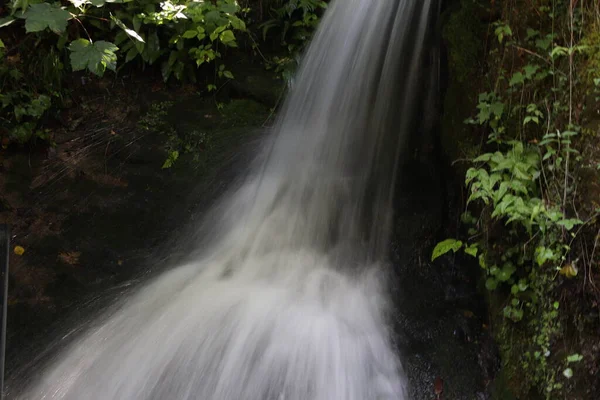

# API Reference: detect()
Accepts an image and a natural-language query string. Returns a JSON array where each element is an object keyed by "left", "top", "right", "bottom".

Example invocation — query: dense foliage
[
  {"left": 437, "top": 0, "right": 600, "bottom": 398},
  {"left": 0, "top": 0, "right": 325, "bottom": 147}
]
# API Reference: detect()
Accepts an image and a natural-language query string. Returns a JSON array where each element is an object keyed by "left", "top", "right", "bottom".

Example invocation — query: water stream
[{"left": 17, "top": 0, "right": 437, "bottom": 398}]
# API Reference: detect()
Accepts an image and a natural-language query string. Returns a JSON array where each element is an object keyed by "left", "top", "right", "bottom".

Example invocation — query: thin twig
[
  {"left": 73, "top": 17, "right": 93, "bottom": 42},
  {"left": 512, "top": 45, "right": 552, "bottom": 65}
]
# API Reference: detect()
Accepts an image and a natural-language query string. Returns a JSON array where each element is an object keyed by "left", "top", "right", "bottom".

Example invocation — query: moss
[
  {"left": 442, "top": 0, "right": 486, "bottom": 84},
  {"left": 219, "top": 99, "right": 270, "bottom": 128},
  {"left": 441, "top": 0, "right": 487, "bottom": 167},
  {"left": 581, "top": 19, "right": 600, "bottom": 87}
]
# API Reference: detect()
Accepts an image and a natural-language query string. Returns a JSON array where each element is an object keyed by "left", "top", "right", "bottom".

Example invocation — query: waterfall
[{"left": 16, "top": 0, "right": 437, "bottom": 398}]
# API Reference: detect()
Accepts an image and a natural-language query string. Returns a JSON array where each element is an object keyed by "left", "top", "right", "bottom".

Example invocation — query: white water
[{"left": 18, "top": 0, "right": 435, "bottom": 398}]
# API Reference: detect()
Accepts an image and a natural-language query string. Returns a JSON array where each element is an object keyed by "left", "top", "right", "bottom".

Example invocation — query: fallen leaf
[
  {"left": 58, "top": 251, "right": 81, "bottom": 265},
  {"left": 14, "top": 246, "right": 25, "bottom": 256},
  {"left": 463, "top": 310, "right": 475, "bottom": 318},
  {"left": 117, "top": 259, "right": 123, "bottom": 266}
]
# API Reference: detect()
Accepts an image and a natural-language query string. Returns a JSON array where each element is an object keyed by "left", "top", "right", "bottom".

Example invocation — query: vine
[{"left": 435, "top": 1, "right": 600, "bottom": 397}]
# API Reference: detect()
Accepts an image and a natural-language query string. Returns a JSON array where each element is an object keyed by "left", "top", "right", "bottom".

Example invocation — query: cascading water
[{"left": 16, "top": 0, "right": 437, "bottom": 398}]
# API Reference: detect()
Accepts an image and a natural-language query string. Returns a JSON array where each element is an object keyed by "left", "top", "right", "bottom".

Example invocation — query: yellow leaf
[
  {"left": 14, "top": 246, "right": 25, "bottom": 256},
  {"left": 560, "top": 264, "right": 578, "bottom": 278}
]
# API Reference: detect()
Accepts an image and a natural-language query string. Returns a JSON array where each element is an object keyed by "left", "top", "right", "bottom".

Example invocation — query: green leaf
[
  {"left": 485, "top": 278, "right": 498, "bottom": 290},
  {"left": 111, "top": 15, "right": 145, "bottom": 43},
  {"left": 222, "top": 70, "right": 234, "bottom": 79},
  {"left": 557, "top": 218, "right": 583, "bottom": 231},
  {"left": 567, "top": 354, "right": 583, "bottom": 363},
  {"left": 183, "top": 30, "right": 198, "bottom": 39},
  {"left": 220, "top": 3, "right": 238, "bottom": 14},
  {"left": 523, "top": 64, "right": 539, "bottom": 79},
  {"left": 229, "top": 16, "right": 246, "bottom": 31},
  {"left": 219, "top": 30, "right": 236, "bottom": 46},
  {"left": 497, "top": 263, "right": 516, "bottom": 282},
  {"left": 0, "top": 16, "right": 16, "bottom": 28},
  {"left": 509, "top": 72, "right": 525, "bottom": 86},
  {"left": 69, "top": 39, "right": 119, "bottom": 77},
  {"left": 490, "top": 101, "right": 505, "bottom": 117},
  {"left": 464, "top": 244, "right": 478, "bottom": 257},
  {"left": 535, "top": 246, "right": 555, "bottom": 266},
  {"left": 536, "top": 36, "right": 552, "bottom": 50},
  {"left": 162, "top": 150, "right": 179, "bottom": 169},
  {"left": 518, "top": 280, "right": 528, "bottom": 291},
  {"left": 23, "top": 3, "right": 72, "bottom": 33},
  {"left": 133, "top": 16, "right": 141, "bottom": 33},
  {"left": 125, "top": 46, "right": 138, "bottom": 63},
  {"left": 431, "top": 239, "right": 463, "bottom": 261},
  {"left": 551, "top": 46, "right": 568, "bottom": 59},
  {"left": 474, "top": 153, "right": 493, "bottom": 163},
  {"left": 479, "top": 254, "right": 487, "bottom": 269}
]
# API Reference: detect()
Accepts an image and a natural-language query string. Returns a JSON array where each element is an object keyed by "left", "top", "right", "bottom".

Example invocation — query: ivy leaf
[
  {"left": 464, "top": 244, "right": 478, "bottom": 257},
  {"left": 535, "top": 36, "right": 552, "bottom": 51},
  {"left": 490, "top": 102, "right": 505, "bottom": 117},
  {"left": 523, "top": 64, "right": 539, "bottom": 79},
  {"left": 431, "top": 239, "right": 463, "bottom": 261},
  {"left": 23, "top": 3, "right": 72, "bottom": 33},
  {"left": 509, "top": 72, "right": 525, "bottom": 86},
  {"left": 485, "top": 277, "right": 498, "bottom": 290},
  {"left": 69, "top": 39, "right": 119, "bottom": 77},
  {"left": 497, "top": 263, "right": 516, "bottom": 281},
  {"left": 535, "top": 246, "right": 555, "bottom": 266}
]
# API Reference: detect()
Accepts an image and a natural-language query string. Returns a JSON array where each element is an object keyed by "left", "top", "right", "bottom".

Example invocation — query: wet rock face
[
  {"left": 389, "top": 159, "right": 499, "bottom": 400},
  {"left": 1, "top": 74, "right": 273, "bottom": 381}
]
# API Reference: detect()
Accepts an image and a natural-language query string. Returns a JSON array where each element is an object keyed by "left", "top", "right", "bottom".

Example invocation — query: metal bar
[{"left": 0, "top": 224, "right": 9, "bottom": 400}]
